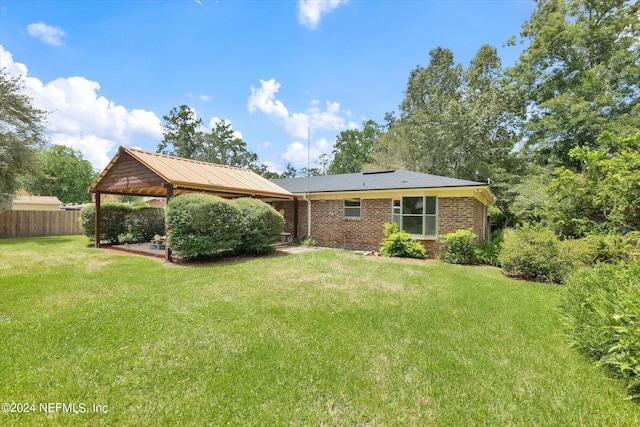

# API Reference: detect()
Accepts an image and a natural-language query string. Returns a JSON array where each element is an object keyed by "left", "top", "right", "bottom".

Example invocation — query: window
[
  {"left": 343, "top": 199, "right": 361, "bottom": 218},
  {"left": 393, "top": 196, "right": 437, "bottom": 237}
]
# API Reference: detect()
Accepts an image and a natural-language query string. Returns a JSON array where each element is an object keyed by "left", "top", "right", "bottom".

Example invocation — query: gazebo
[{"left": 88, "top": 146, "right": 293, "bottom": 260}]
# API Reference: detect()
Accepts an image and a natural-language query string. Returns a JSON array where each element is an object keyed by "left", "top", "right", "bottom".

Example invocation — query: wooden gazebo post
[
  {"left": 164, "top": 183, "right": 173, "bottom": 261},
  {"left": 94, "top": 192, "right": 101, "bottom": 248}
]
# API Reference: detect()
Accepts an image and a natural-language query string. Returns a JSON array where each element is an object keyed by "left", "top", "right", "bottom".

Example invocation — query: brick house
[{"left": 271, "top": 170, "right": 494, "bottom": 258}]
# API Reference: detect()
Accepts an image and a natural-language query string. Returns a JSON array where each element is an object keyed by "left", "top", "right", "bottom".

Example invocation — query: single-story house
[
  {"left": 271, "top": 170, "right": 495, "bottom": 257},
  {"left": 11, "top": 195, "right": 62, "bottom": 211}
]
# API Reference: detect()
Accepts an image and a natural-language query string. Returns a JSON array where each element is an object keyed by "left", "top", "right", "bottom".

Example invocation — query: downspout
[
  {"left": 304, "top": 126, "right": 311, "bottom": 239},
  {"left": 302, "top": 193, "right": 311, "bottom": 238}
]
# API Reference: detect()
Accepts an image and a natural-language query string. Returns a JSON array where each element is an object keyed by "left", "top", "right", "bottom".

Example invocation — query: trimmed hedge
[
  {"left": 80, "top": 203, "right": 131, "bottom": 244},
  {"left": 498, "top": 223, "right": 571, "bottom": 283},
  {"left": 564, "top": 263, "right": 640, "bottom": 400},
  {"left": 380, "top": 223, "right": 426, "bottom": 259},
  {"left": 233, "top": 198, "right": 285, "bottom": 255},
  {"left": 80, "top": 203, "right": 165, "bottom": 244},
  {"left": 127, "top": 205, "right": 166, "bottom": 243},
  {"left": 166, "top": 194, "right": 243, "bottom": 259}
]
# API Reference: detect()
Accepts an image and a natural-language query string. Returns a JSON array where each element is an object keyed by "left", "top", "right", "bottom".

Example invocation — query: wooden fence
[{"left": 0, "top": 210, "right": 84, "bottom": 239}]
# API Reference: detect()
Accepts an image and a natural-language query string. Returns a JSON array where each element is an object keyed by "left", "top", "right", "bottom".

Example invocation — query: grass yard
[{"left": 1, "top": 236, "right": 639, "bottom": 426}]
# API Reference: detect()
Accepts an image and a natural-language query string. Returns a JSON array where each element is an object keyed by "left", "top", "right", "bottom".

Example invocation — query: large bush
[
  {"left": 233, "top": 198, "right": 284, "bottom": 255},
  {"left": 564, "top": 263, "right": 640, "bottom": 399},
  {"left": 166, "top": 194, "right": 243, "bottom": 259},
  {"left": 380, "top": 223, "right": 426, "bottom": 259},
  {"left": 438, "top": 229, "right": 478, "bottom": 264},
  {"left": 498, "top": 223, "right": 572, "bottom": 282},
  {"left": 80, "top": 203, "right": 132, "bottom": 244},
  {"left": 127, "top": 205, "right": 165, "bottom": 243}
]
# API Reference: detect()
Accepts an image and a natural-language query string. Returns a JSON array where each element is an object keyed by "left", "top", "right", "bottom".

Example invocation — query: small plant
[
  {"left": 438, "top": 229, "right": 478, "bottom": 264},
  {"left": 301, "top": 236, "right": 317, "bottom": 246},
  {"left": 379, "top": 222, "right": 426, "bottom": 259}
]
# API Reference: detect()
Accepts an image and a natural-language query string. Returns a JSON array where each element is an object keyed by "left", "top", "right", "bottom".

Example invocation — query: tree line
[{"left": 2, "top": 0, "right": 638, "bottom": 222}]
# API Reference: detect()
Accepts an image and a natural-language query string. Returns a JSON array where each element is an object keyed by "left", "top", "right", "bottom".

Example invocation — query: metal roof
[
  {"left": 90, "top": 146, "right": 293, "bottom": 199},
  {"left": 272, "top": 170, "right": 488, "bottom": 194}
]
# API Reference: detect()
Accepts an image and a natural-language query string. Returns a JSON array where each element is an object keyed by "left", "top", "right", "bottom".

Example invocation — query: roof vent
[{"left": 362, "top": 169, "right": 395, "bottom": 175}]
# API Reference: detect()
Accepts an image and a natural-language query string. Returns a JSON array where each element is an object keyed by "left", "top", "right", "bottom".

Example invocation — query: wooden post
[
  {"left": 164, "top": 184, "right": 173, "bottom": 261},
  {"left": 293, "top": 198, "right": 299, "bottom": 239},
  {"left": 94, "top": 192, "right": 101, "bottom": 248}
]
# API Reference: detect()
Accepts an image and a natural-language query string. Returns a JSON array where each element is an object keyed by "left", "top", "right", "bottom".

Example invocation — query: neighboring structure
[
  {"left": 272, "top": 170, "right": 494, "bottom": 257},
  {"left": 11, "top": 195, "right": 62, "bottom": 211}
]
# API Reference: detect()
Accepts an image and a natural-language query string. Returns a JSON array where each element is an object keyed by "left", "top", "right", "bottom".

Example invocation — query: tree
[
  {"left": 328, "top": 120, "right": 381, "bottom": 174},
  {"left": 507, "top": 0, "right": 640, "bottom": 168},
  {"left": 0, "top": 70, "right": 46, "bottom": 206},
  {"left": 198, "top": 120, "right": 258, "bottom": 168},
  {"left": 370, "top": 45, "right": 522, "bottom": 182},
  {"left": 157, "top": 105, "right": 261, "bottom": 169},
  {"left": 21, "top": 145, "right": 97, "bottom": 204},
  {"left": 546, "top": 132, "right": 640, "bottom": 237},
  {"left": 157, "top": 105, "right": 202, "bottom": 158}
]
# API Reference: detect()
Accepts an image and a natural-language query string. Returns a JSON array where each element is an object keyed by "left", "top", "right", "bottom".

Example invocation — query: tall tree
[
  {"left": 0, "top": 70, "right": 47, "bottom": 206},
  {"left": 370, "top": 46, "right": 522, "bottom": 182},
  {"left": 198, "top": 120, "right": 258, "bottom": 168},
  {"left": 157, "top": 105, "right": 261, "bottom": 169},
  {"left": 328, "top": 119, "right": 381, "bottom": 174},
  {"left": 157, "top": 105, "right": 203, "bottom": 158},
  {"left": 21, "top": 145, "right": 97, "bottom": 204},
  {"left": 507, "top": 0, "right": 640, "bottom": 168}
]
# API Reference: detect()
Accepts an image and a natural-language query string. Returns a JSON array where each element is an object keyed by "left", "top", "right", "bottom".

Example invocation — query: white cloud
[
  {"left": 297, "top": 0, "right": 349, "bottom": 30},
  {"left": 1, "top": 45, "right": 163, "bottom": 169},
  {"left": 27, "top": 23, "right": 66, "bottom": 46},
  {"left": 247, "top": 78, "right": 357, "bottom": 139},
  {"left": 282, "top": 137, "right": 333, "bottom": 169}
]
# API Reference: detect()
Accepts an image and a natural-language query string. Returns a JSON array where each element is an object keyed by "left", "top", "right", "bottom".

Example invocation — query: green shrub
[
  {"left": 560, "top": 233, "right": 640, "bottom": 267},
  {"left": 166, "top": 194, "right": 243, "bottom": 260},
  {"left": 563, "top": 263, "right": 640, "bottom": 399},
  {"left": 380, "top": 223, "right": 426, "bottom": 259},
  {"left": 233, "top": 198, "right": 285, "bottom": 255},
  {"left": 438, "top": 229, "right": 478, "bottom": 264},
  {"left": 498, "top": 223, "right": 572, "bottom": 283},
  {"left": 476, "top": 230, "right": 503, "bottom": 267},
  {"left": 79, "top": 203, "right": 132, "bottom": 244},
  {"left": 127, "top": 205, "right": 165, "bottom": 243},
  {"left": 300, "top": 236, "right": 317, "bottom": 247}
]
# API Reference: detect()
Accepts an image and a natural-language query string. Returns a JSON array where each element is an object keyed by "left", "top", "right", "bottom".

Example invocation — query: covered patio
[{"left": 88, "top": 146, "right": 293, "bottom": 260}]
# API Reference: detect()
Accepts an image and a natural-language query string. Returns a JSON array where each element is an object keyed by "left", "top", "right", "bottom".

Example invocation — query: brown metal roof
[{"left": 89, "top": 146, "right": 293, "bottom": 199}]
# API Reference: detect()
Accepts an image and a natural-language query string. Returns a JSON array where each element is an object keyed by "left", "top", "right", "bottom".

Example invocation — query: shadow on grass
[
  {"left": 100, "top": 244, "right": 293, "bottom": 268},
  {"left": 0, "top": 236, "right": 80, "bottom": 246}
]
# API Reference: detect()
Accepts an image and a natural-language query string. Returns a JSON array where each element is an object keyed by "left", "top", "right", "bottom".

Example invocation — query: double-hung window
[
  {"left": 393, "top": 196, "right": 437, "bottom": 238},
  {"left": 343, "top": 198, "right": 361, "bottom": 219}
]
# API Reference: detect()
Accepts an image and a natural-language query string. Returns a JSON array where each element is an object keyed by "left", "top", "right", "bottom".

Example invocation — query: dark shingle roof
[{"left": 272, "top": 170, "right": 487, "bottom": 194}]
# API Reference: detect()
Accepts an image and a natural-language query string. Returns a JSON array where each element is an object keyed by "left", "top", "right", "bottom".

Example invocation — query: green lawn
[{"left": 1, "top": 236, "right": 639, "bottom": 426}]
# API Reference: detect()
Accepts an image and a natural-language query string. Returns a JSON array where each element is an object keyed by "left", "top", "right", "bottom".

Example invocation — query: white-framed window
[
  {"left": 392, "top": 196, "right": 437, "bottom": 237},
  {"left": 343, "top": 198, "right": 361, "bottom": 218}
]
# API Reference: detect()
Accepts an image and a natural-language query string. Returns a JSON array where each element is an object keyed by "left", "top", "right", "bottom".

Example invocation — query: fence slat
[{"left": 0, "top": 210, "right": 83, "bottom": 238}]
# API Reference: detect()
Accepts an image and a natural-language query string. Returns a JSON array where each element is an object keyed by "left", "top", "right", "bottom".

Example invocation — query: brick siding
[{"left": 274, "top": 196, "right": 487, "bottom": 258}]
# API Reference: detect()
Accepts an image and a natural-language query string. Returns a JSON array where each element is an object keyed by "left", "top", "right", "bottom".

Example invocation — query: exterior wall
[
  {"left": 274, "top": 195, "right": 488, "bottom": 258},
  {"left": 438, "top": 197, "right": 486, "bottom": 239}
]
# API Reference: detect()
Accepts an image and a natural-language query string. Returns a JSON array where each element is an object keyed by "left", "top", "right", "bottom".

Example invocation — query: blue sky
[{"left": 0, "top": 0, "right": 535, "bottom": 172}]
